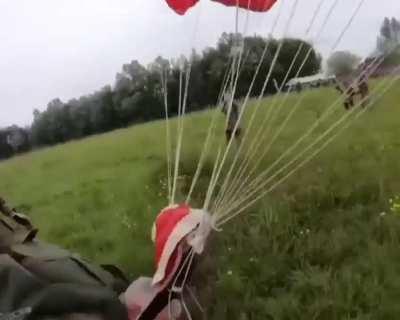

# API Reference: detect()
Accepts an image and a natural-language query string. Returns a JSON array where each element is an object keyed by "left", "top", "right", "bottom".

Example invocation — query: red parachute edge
[
  {"left": 211, "top": 0, "right": 278, "bottom": 12},
  {"left": 165, "top": 0, "right": 277, "bottom": 15},
  {"left": 166, "top": 0, "right": 199, "bottom": 15}
]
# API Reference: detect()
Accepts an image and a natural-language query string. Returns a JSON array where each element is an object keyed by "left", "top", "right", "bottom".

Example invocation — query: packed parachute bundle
[{"left": 165, "top": 0, "right": 278, "bottom": 15}]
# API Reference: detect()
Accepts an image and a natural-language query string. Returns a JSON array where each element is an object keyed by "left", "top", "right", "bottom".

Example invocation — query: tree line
[{"left": 2, "top": 33, "right": 322, "bottom": 159}]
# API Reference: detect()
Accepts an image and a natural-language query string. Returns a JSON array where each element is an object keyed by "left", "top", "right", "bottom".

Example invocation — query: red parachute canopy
[
  {"left": 166, "top": 0, "right": 277, "bottom": 15},
  {"left": 212, "top": 0, "right": 277, "bottom": 12},
  {"left": 166, "top": 0, "right": 199, "bottom": 15}
]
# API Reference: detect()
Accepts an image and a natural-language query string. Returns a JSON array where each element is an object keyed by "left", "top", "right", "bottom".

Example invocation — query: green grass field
[{"left": 1, "top": 79, "right": 400, "bottom": 319}]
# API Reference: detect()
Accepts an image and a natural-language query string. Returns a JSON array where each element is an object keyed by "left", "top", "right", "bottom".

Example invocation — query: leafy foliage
[
  {"left": 377, "top": 17, "right": 400, "bottom": 55},
  {"left": 27, "top": 33, "right": 320, "bottom": 149},
  {"left": 327, "top": 51, "right": 361, "bottom": 77}
]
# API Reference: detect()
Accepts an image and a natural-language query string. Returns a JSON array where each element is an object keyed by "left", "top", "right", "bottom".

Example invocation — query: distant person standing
[
  {"left": 222, "top": 91, "right": 242, "bottom": 144},
  {"left": 335, "top": 78, "right": 356, "bottom": 110},
  {"left": 357, "top": 68, "right": 370, "bottom": 108}
]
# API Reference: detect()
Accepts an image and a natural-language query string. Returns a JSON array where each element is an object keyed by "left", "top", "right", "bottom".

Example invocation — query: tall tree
[{"left": 327, "top": 51, "right": 361, "bottom": 77}]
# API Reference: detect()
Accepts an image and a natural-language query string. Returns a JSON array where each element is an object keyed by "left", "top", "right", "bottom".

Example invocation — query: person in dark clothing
[
  {"left": 335, "top": 79, "right": 356, "bottom": 110},
  {"left": 221, "top": 92, "right": 242, "bottom": 144},
  {"left": 357, "top": 72, "right": 370, "bottom": 108}
]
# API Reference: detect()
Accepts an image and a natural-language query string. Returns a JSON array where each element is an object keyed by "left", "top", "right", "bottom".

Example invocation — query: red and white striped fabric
[{"left": 151, "top": 204, "right": 211, "bottom": 287}]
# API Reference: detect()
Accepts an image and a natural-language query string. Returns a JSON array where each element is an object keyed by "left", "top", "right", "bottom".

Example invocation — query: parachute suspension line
[
  {"left": 217, "top": 0, "right": 330, "bottom": 193},
  {"left": 161, "top": 69, "right": 173, "bottom": 203},
  {"left": 217, "top": 3, "right": 370, "bottom": 220},
  {"left": 215, "top": 0, "right": 364, "bottom": 217},
  {"left": 216, "top": 54, "right": 385, "bottom": 222},
  {"left": 170, "top": 5, "right": 202, "bottom": 204},
  {"left": 213, "top": 0, "right": 325, "bottom": 213},
  {"left": 186, "top": 59, "right": 234, "bottom": 204},
  {"left": 222, "top": 0, "right": 252, "bottom": 131},
  {"left": 235, "top": 0, "right": 240, "bottom": 35},
  {"left": 330, "top": 0, "right": 366, "bottom": 52},
  {"left": 216, "top": 55, "right": 390, "bottom": 223},
  {"left": 171, "top": 68, "right": 184, "bottom": 205},
  {"left": 204, "top": 49, "right": 242, "bottom": 210},
  {"left": 210, "top": 0, "right": 297, "bottom": 214},
  {"left": 202, "top": 0, "right": 256, "bottom": 211},
  {"left": 180, "top": 250, "right": 196, "bottom": 320},
  {"left": 251, "top": 0, "right": 326, "bottom": 142},
  {"left": 172, "top": 64, "right": 192, "bottom": 204},
  {"left": 210, "top": 0, "right": 286, "bottom": 212},
  {"left": 187, "top": 286, "right": 205, "bottom": 314},
  {"left": 244, "top": 0, "right": 364, "bottom": 173},
  {"left": 218, "top": 74, "right": 395, "bottom": 225},
  {"left": 217, "top": 73, "right": 400, "bottom": 226},
  {"left": 218, "top": 57, "right": 235, "bottom": 106},
  {"left": 168, "top": 248, "right": 196, "bottom": 320},
  {"left": 215, "top": 0, "right": 345, "bottom": 212},
  {"left": 186, "top": 0, "right": 252, "bottom": 206},
  {"left": 204, "top": 148, "right": 223, "bottom": 211}
]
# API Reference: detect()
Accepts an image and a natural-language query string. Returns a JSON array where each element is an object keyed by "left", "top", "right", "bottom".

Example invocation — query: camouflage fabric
[
  {"left": 0, "top": 198, "right": 129, "bottom": 319},
  {"left": 0, "top": 255, "right": 128, "bottom": 320}
]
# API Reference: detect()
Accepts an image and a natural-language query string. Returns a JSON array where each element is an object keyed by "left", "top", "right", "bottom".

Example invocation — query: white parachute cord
[
  {"left": 213, "top": 0, "right": 325, "bottom": 213},
  {"left": 188, "top": 0, "right": 283, "bottom": 209},
  {"left": 180, "top": 250, "right": 196, "bottom": 320},
  {"left": 181, "top": 295, "right": 193, "bottom": 320},
  {"left": 186, "top": 28, "right": 251, "bottom": 205},
  {"left": 218, "top": 79, "right": 394, "bottom": 226},
  {"left": 202, "top": 0, "right": 255, "bottom": 210},
  {"left": 216, "top": 50, "right": 384, "bottom": 219},
  {"left": 161, "top": 69, "right": 173, "bottom": 203},
  {"left": 211, "top": 0, "right": 297, "bottom": 211},
  {"left": 206, "top": 0, "right": 299, "bottom": 216},
  {"left": 168, "top": 248, "right": 195, "bottom": 320},
  {"left": 204, "top": 148, "right": 223, "bottom": 211},
  {"left": 330, "top": 0, "right": 365, "bottom": 51},
  {"left": 171, "top": 67, "right": 185, "bottom": 205},
  {"left": 187, "top": 286, "right": 205, "bottom": 314},
  {"left": 170, "top": 4, "right": 202, "bottom": 205},
  {"left": 217, "top": 0, "right": 358, "bottom": 210},
  {"left": 216, "top": 54, "right": 384, "bottom": 220},
  {"left": 172, "top": 64, "right": 191, "bottom": 204},
  {"left": 185, "top": 109, "right": 220, "bottom": 204},
  {"left": 218, "top": 57, "right": 235, "bottom": 105},
  {"left": 217, "top": 61, "right": 397, "bottom": 224},
  {"left": 216, "top": 0, "right": 367, "bottom": 216},
  {"left": 209, "top": 0, "right": 286, "bottom": 211},
  {"left": 185, "top": 41, "right": 240, "bottom": 204},
  {"left": 218, "top": 73, "right": 399, "bottom": 226},
  {"left": 215, "top": 0, "right": 340, "bottom": 207}
]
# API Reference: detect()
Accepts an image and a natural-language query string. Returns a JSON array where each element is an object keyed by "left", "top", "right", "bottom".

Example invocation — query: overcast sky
[{"left": 0, "top": 0, "right": 399, "bottom": 127}]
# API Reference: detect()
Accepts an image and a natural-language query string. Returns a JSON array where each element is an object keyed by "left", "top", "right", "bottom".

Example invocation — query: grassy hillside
[{"left": 1, "top": 79, "right": 400, "bottom": 318}]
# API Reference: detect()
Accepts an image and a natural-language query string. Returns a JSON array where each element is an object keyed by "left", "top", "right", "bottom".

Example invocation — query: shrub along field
[{"left": 1, "top": 79, "right": 400, "bottom": 319}]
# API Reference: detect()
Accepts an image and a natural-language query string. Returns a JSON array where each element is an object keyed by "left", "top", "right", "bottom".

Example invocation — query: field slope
[{"left": 1, "top": 81, "right": 400, "bottom": 319}]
